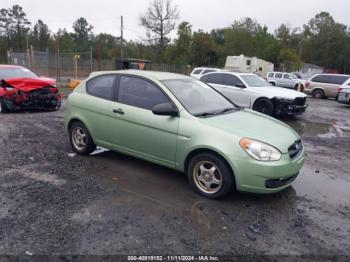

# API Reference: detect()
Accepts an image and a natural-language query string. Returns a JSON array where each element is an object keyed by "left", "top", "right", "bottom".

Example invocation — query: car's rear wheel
[
  {"left": 252, "top": 98, "right": 275, "bottom": 116},
  {"left": 187, "top": 153, "right": 235, "bottom": 199},
  {"left": 312, "top": 89, "right": 325, "bottom": 99},
  {"left": 69, "top": 121, "right": 96, "bottom": 155},
  {"left": 270, "top": 82, "right": 276, "bottom": 86}
]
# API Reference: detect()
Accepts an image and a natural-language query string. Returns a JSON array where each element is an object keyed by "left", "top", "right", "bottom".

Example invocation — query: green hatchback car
[{"left": 64, "top": 70, "right": 305, "bottom": 199}]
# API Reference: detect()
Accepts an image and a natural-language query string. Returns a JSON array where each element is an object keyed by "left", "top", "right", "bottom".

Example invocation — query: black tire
[
  {"left": 187, "top": 152, "right": 235, "bottom": 199},
  {"left": 69, "top": 121, "right": 96, "bottom": 155},
  {"left": 252, "top": 98, "right": 275, "bottom": 116},
  {"left": 51, "top": 99, "right": 61, "bottom": 111},
  {"left": 312, "top": 89, "right": 325, "bottom": 99},
  {"left": 270, "top": 82, "right": 276, "bottom": 86},
  {"left": 0, "top": 100, "right": 9, "bottom": 113}
]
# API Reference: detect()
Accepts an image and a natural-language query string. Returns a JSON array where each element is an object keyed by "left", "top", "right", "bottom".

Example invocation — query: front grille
[
  {"left": 294, "top": 97, "right": 306, "bottom": 106},
  {"left": 288, "top": 140, "right": 303, "bottom": 159},
  {"left": 265, "top": 173, "right": 299, "bottom": 188}
]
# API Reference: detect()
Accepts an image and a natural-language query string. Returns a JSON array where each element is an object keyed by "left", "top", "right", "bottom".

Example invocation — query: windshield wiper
[
  {"left": 195, "top": 107, "right": 237, "bottom": 118},
  {"left": 216, "top": 107, "right": 237, "bottom": 115},
  {"left": 194, "top": 111, "right": 217, "bottom": 117}
]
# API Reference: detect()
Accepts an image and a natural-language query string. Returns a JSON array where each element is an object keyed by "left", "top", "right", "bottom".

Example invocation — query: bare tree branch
[{"left": 139, "top": 0, "right": 179, "bottom": 51}]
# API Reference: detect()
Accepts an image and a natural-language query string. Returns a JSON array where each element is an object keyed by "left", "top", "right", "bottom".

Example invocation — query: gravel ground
[{"left": 0, "top": 96, "right": 349, "bottom": 259}]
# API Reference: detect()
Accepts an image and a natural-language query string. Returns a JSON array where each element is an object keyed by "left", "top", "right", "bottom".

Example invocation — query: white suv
[
  {"left": 267, "top": 72, "right": 305, "bottom": 90},
  {"left": 200, "top": 72, "right": 308, "bottom": 116},
  {"left": 190, "top": 67, "right": 221, "bottom": 79}
]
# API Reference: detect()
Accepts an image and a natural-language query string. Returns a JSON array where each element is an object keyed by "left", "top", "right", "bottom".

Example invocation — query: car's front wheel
[
  {"left": 0, "top": 100, "right": 9, "bottom": 113},
  {"left": 187, "top": 153, "right": 235, "bottom": 199},
  {"left": 252, "top": 98, "right": 275, "bottom": 116},
  {"left": 69, "top": 121, "right": 96, "bottom": 155}
]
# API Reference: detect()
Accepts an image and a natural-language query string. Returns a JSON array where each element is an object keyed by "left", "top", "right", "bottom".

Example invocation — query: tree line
[{"left": 0, "top": 1, "right": 350, "bottom": 73}]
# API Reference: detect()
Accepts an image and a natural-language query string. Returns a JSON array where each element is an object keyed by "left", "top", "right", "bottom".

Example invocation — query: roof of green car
[{"left": 89, "top": 70, "right": 189, "bottom": 81}]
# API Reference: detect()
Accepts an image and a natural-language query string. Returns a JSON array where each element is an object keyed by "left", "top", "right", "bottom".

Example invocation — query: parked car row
[
  {"left": 191, "top": 67, "right": 350, "bottom": 104},
  {"left": 200, "top": 71, "right": 307, "bottom": 117}
]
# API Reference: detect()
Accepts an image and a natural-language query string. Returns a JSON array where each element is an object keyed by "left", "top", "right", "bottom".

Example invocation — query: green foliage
[
  {"left": 72, "top": 17, "right": 94, "bottom": 50},
  {"left": 302, "top": 12, "right": 349, "bottom": 72},
  {"left": 31, "top": 20, "right": 50, "bottom": 51},
  {"left": 278, "top": 48, "right": 303, "bottom": 71}
]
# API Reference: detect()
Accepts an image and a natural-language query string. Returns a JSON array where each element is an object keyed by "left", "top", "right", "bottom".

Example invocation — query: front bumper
[
  {"left": 227, "top": 150, "right": 305, "bottom": 194},
  {"left": 337, "top": 92, "right": 350, "bottom": 104},
  {"left": 274, "top": 97, "right": 308, "bottom": 116}
]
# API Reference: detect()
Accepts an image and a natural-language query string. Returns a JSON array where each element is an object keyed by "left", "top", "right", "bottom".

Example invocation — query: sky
[{"left": 2, "top": 0, "right": 349, "bottom": 41}]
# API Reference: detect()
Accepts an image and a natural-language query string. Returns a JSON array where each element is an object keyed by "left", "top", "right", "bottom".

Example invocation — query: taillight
[
  {"left": 305, "top": 81, "right": 310, "bottom": 88},
  {"left": 336, "top": 87, "right": 343, "bottom": 93}
]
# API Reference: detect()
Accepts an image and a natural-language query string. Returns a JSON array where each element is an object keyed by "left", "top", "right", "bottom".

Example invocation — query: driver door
[{"left": 110, "top": 75, "right": 179, "bottom": 167}]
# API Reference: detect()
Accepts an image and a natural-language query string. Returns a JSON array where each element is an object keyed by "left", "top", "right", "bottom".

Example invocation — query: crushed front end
[
  {"left": 273, "top": 97, "right": 308, "bottom": 116},
  {"left": 0, "top": 79, "right": 61, "bottom": 112}
]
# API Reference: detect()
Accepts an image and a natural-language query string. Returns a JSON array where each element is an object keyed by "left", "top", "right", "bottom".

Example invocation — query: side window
[
  {"left": 201, "top": 73, "right": 226, "bottom": 85},
  {"left": 267, "top": 73, "right": 274, "bottom": 78},
  {"left": 118, "top": 76, "right": 169, "bottom": 110},
  {"left": 310, "top": 75, "right": 324, "bottom": 83},
  {"left": 224, "top": 75, "right": 244, "bottom": 87},
  {"left": 86, "top": 75, "right": 116, "bottom": 99},
  {"left": 275, "top": 73, "right": 282, "bottom": 79},
  {"left": 202, "top": 69, "right": 215, "bottom": 75},
  {"left": 311, "top": 75, "right": 349, "bottom": 84},
  {"left": 192, "top": 69, "right": 203, "bottom": 75},
  {"left": 329, "top": 75, "right": 349, "bottom": 85},
  {"left": 283, "top": 74, "right": 290, "bottom": 79}
]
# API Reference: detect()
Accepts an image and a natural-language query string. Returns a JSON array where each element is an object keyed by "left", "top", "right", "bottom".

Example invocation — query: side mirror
[
  {"left": 152, "top": 103, "right": 179, "bottom": 117},
  {"left": 235, "top": 83, "right": 246, "bottom": 88}
]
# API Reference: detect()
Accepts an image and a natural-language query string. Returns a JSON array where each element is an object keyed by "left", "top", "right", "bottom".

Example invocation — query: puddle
[
  {"left": 293, "top": 166, "right": 350, "bottom": 205},
  {"left": 284, "top": 120, "right": 349, "bottom": 138}
]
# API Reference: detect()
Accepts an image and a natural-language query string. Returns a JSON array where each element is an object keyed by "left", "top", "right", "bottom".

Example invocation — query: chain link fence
[{"left": 8, "top": 49, "right": 188, "bottom": 86}]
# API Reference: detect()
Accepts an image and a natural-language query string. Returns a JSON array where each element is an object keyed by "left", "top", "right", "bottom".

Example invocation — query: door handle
[{"left": 113, "top": 108, "right": 124, "bottom": 115}]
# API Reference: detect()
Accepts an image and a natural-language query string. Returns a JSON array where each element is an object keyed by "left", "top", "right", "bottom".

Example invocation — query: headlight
[{"left": 239, "top": 138, "right": 281, "bottom": 161}]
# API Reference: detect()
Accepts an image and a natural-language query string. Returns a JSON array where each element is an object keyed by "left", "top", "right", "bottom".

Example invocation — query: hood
[
  {"left": 199, "top": 109, "right": 300, "bottom": 153},
  {"left": 2, "top": 77, "right": 56, "bottom": 92},
  {"left": 249, "top": 86, "right": 307, "bottom": 99}
]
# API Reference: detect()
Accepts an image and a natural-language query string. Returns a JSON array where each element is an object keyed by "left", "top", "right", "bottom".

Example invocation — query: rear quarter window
[
  {"left": 86, "top": 75, "right": 116, "bottom": 99},
  {"left": 267, "top": 73, "right": 274, "bottom": 78}
]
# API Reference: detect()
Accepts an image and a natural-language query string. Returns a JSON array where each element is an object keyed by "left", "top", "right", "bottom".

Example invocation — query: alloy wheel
[
  {"left": 192, "top": 161, "right": 223, "bottom": 194},
  {"left": 72, "top": 127, "right": 87, "bottom": 151}
]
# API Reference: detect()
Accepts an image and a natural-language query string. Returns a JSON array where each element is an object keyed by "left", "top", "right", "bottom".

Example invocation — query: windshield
[
  {"left": 240, "top": 75, "right": 272, "bottom": 87},
  {"left": 0, "top": 68, "right": 38, "bottom": 79},
  {"left": 162, "top": 78, "right": 237, "bottom": 117}
]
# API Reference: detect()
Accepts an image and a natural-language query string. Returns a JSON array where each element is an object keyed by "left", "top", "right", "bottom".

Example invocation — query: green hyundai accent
[{"left": 64, "top": 70, "right": 305, "bottom": 199}]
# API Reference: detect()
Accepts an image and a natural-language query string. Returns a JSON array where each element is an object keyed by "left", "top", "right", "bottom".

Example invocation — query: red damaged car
[{"left": 0, "top": 65, "right": 61, "bottom": 113}]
